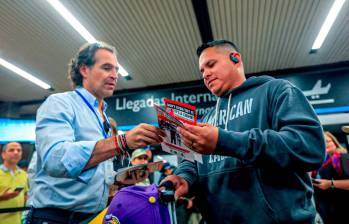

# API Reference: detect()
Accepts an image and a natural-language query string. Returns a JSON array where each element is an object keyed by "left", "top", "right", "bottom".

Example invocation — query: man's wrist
[
  {"left": 118, "top": 134, "right": 130, "bottom": 151},
  {"left": 113, "top": 135, "right": 121, "bottom": 156},
  {"left": 331, "top": 178, "right": 335, "bottom": 189}
]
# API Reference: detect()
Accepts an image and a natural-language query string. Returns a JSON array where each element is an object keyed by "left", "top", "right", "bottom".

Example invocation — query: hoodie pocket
[
  {"left": 197, "top": 165, "right": 279, "bottom": 223},
  {"left": 252, "top": 169, "right": 278, "bottom": 222}
]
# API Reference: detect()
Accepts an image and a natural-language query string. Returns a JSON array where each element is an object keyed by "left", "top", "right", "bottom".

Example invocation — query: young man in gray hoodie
[{"left": 163, "top": 40, "right": 325, "bottom": 223}]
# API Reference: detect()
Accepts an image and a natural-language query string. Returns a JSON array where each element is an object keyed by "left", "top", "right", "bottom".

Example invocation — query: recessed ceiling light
[
  {"left": 311, "top": 0, "right": 346, "bottom": 51},
  {"left": 0, "top": 58, "right": 51, "bottom": 90}
]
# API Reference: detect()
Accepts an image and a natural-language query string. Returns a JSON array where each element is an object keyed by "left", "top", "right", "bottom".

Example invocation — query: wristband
[
  {"left": 114, "top": 135, "right": 121, "bottom": 156},
  {"left": 120, "top": 134, "right": 130, "bottom": 151},
  {"left": 117, "top": 135, "right": 124, "bottom": 152},
  {"left": 331, "top": 178, "right": 335, "bottom": 189}
]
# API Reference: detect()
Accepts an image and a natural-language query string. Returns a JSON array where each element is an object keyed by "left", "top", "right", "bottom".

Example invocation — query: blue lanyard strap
[{"left": 75, "top": 90, "right": 109, "bottom": 139}]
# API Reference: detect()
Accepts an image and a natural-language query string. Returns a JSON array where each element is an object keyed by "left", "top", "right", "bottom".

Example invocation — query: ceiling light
[
  {"left": 0, "top": 58, "right": 51, "bottom": 90},
  {"left": 46, "top": 0, "right": 96, "bottom": 43},
  {"left": 311, "top": 0, "right": 346, "bottom": 51},
  {"left": 118, "top": 66, "right": 129, "bottom": 77},
  {"left": 47, "top": 0, "right": 130, "bottom": 78}
]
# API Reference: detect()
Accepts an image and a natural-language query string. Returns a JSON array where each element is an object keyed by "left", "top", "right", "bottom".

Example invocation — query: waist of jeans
[{"left": 31, "top": 207, "right": 96, "bottom": 223}]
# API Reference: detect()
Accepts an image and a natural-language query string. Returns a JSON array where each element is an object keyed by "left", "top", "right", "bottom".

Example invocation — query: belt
[{"left": 29, "top": 207, "right": 96, "bottom": 224}]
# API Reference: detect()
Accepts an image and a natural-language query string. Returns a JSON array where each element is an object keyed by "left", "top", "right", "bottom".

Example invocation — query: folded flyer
[{"left": 155, "top": 98, "right": 203, "bottom": 163}]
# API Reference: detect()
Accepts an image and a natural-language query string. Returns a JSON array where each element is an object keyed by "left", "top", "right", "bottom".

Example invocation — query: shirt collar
[
  {"left": 75, "top": 87, "right": 108, "bottom": 112},
  {"left": 0, "top": 164, "right": 21, "bottom": 174}
]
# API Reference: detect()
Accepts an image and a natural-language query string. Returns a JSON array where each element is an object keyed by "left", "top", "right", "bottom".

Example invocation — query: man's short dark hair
[
  {"left": 1, "top": 142, "right": 21, "bottom": 153},
  {"left": 196, "top": 39, "right": 240, "bottom": 57},
  {"left": 68, "top": 42, "right": 117, "bottom": 88}
]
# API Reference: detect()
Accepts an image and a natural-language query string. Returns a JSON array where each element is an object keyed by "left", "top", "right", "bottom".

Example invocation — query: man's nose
[
  {"left": 203, "top": 70, "right": 211, "bottom": 80},
  {"left": 111, "top": 70, "right": 118, "bottom": 81}
]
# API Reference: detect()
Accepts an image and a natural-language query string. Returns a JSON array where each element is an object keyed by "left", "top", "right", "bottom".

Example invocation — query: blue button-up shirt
[{"left": 29, "top": 87, "right": 114, "bottom": 213}]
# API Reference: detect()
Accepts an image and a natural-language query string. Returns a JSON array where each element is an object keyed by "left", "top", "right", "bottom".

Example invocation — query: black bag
[{"left": 340, "top": 153, "right": 349, "bottom": 177}]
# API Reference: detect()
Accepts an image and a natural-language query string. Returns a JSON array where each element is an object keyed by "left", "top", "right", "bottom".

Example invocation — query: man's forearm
[
  {"left": 333, "top": 179, "right": 349, "bottom": 190},
  {"left": 84, "top": 137, "right": 117, "bottom": 170}
]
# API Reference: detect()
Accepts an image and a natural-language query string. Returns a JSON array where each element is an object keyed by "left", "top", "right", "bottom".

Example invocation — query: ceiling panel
[
  {"left": 60, "top": 0, "right": 203, "bottom": 88},
  {"left": 208, "top": 0, "right": 349, "bottom": 73},
  {"left": 0, "top": 0, "right": 348, "bottom": 104}
]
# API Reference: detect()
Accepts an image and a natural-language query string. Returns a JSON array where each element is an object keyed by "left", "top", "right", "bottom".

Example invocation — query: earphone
[{"left": 230, "top": 53, "right": 239, "bottom": 64}]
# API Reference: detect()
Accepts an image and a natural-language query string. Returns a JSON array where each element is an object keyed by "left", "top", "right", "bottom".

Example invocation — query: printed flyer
[{"left": 155, "top": 99, "right": 203, "bottom": 163}]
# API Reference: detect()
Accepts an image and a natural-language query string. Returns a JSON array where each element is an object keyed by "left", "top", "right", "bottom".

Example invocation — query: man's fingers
[
  {"left": 183, "top": 138, "right": 194, "bottom": 149},
  {"left": 196, "top": 123, "right": 209, "bottom": 127},
  {"left": 177, "top": 127, "right": 198, "bottom": 143},
  {"left": 126, "top": 124, "right": 167, "bottom": 149},
  {"left": 133, "top": 124, "right": 166, "bottom": 141},
  {"left": 174, "top": 186, "right": 187, "bottom": 200},
  {"left": 142, "top": 129, "right": 165, "bottom": 143},
  {"left": 183, "top": 123, "right": 203, "bottom": 132},
  {"left": 160, "top": 175, "right": 189, "bottom": 199},
  {"left": 139, "top": 124, "right": 166, "bottom": 138}
]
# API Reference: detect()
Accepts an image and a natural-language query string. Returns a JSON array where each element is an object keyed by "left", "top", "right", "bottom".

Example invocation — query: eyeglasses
[{"left": 196, "top": 39, "right": 239, "bottom": 56}]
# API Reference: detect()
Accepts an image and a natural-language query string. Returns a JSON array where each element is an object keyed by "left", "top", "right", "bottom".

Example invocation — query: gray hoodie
[{"left": 175, "top": 76, "right": 325, "bottom": 224}]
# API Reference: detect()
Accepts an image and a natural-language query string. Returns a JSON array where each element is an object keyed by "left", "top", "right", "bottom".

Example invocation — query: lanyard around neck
[{"left": 75, "top": 90, "right": 109, "bottom": 139}]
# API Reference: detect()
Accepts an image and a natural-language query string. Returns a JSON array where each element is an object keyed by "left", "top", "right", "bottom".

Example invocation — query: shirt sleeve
[
  {"left": 174, "top": 159, "right": 198, "bottom": 189},
  {"left": 35, "top": 95, "right": 97, "bottom": 183},
  {"left": 215, "top": 82, "right": 326, "bottom": 172}
]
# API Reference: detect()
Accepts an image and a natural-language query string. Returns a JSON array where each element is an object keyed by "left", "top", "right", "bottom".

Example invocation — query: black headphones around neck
[{"left": 230, "top": 53, "right": 239, "bottom": 64}]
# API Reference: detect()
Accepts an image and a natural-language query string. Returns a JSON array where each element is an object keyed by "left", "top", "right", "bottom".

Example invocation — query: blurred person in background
[
  {"left": 158, "top": 162, "right": 176, "bottom": 184},
  {"left": 312, "top": 131, "right": 349, "bottom": 224},
  {"left": 18, "top": 160, "right": 29, "bottom": 172},
  {"left": 0, "top": 142, "right": 28, "bottom": 224},
  {"left": 130, "top": 148, "right": 150, "bottom": 186},
  {"left": 146, "top": 148, "right": 153, "bottom": 162}
]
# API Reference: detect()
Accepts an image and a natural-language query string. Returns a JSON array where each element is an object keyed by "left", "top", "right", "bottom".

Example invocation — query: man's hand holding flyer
[{"left": 155, "top": 99, "right": 203, "bottom": 163}]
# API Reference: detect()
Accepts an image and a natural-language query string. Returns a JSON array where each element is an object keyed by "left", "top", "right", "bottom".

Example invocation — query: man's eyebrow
[
  {"left": 200, "top": 59, "right": 216, "bottom": 72},
  {"left": 101, "top": 63, "right": 119, "bottom": 70},
  {"left": 203, "top": 59, "right": 215, "bottom": 67}
]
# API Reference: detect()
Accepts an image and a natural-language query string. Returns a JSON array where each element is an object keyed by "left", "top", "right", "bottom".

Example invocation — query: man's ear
[{"left": 79, "top": 64, "right": 89, "bottom": 79}]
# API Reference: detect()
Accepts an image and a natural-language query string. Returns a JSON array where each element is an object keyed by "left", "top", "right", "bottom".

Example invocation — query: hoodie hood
[
  {"left": 214, "top": 75, "right": 275, "bottom": 130},
  {"left": 222, "top": 75, "right": 275, "bottom": 97}
]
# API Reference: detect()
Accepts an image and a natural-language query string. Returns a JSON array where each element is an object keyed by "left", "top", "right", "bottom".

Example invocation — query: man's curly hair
[{"left": 68, "top": 42, "right": 117, "bottom": 88}]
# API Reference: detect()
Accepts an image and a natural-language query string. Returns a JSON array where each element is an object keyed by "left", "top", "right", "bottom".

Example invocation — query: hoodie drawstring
[
  {"left": 214, "top": 98, "right": 220, "bottom": 127},
  {"left": 214, "top": 93, "right": 232, "bottom": 131},
  {"left": 225, "top": 94, "right": 232, "bottom": 130}
]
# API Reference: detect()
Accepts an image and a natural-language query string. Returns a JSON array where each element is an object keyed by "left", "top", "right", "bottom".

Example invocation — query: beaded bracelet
[
  {"left": 119, "top": 134, "right": 130, "bottom": 151},
  {"left": 115, "top": 134, "right": 131, "bottom": 162}
]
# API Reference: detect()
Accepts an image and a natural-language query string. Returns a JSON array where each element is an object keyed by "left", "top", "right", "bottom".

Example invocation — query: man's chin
[
  {"left": 211, "top": 88, "right": 222, "bottom": 97},
  {"left": 104, "top": 89, "right": 115, "bottom": 97}
]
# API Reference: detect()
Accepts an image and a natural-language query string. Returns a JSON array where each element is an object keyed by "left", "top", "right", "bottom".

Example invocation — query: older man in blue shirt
[{"left": 27, "top": 42, "right": 165, "bottom": 224}]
